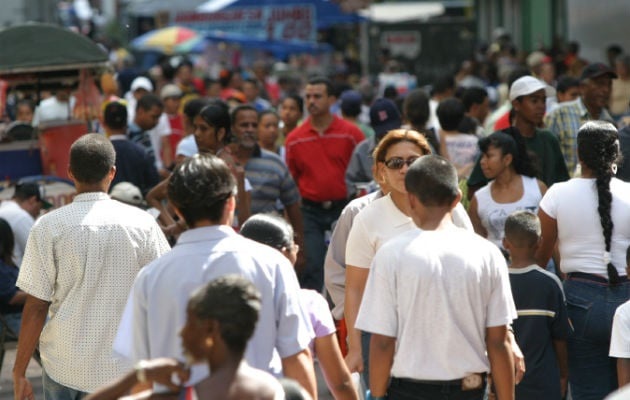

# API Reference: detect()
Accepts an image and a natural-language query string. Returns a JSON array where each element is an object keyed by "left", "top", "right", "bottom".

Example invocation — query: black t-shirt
[{"left": 509, "top": 266, "right": 571, "bottom": 400}]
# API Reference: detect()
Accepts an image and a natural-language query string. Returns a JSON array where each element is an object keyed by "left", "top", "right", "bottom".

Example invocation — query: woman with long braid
[{"left": 536, "top": 121, "right": 630, "bottom": 400}]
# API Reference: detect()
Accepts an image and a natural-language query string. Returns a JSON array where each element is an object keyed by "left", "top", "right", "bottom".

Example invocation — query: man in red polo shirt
[{"left": 286, "top": 76, "right": 364, "bottom": 290}]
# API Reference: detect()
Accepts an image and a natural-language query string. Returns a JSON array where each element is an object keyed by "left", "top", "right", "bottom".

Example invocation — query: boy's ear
[{"left": 502, "top": 237, "right": 514, "bottom": 253}]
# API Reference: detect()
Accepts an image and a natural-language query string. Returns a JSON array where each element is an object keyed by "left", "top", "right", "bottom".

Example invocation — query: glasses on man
[{"left": 384, "top": 156, "right": 419, "bottom": 170}]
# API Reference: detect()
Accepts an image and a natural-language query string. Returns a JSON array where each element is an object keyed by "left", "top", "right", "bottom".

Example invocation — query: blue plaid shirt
[{"left": 544, "top": 98, "right": 615, "bottom": 175}]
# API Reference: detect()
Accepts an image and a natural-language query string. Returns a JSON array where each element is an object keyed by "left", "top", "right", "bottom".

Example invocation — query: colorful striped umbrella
[{"left": 131, "top": 26, "right": 204, "bottom": 55}]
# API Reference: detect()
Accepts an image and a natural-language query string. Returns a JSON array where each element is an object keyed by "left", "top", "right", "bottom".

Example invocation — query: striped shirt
[
  {"left": 246, "top": 146, "right": 300, "bottom": 214},
  {"left": 544, "top": 97, "right": 614, "bottom": 174}
]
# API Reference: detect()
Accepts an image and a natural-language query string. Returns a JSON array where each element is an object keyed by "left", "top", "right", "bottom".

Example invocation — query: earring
[{"left": 612, "top": 163, "right": 618, "bottom": 175}]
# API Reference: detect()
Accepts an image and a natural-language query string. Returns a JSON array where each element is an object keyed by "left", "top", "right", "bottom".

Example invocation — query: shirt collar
[
  {"left": 109, "top": 134, "right": 127, "bottom": 141},
  {"left": 577, "top": 97, "right": 614, "bottom": 122},
  {"left": 73, "top": 192, "right": 111, "bottom": 202},
  {"left": 176, "top": 225, "right": 236, "bottom": 245}
]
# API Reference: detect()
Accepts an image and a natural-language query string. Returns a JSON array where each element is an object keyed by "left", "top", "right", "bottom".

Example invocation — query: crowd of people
[{"left": 3, "top": 36, "right": 630, "bottom": 400}]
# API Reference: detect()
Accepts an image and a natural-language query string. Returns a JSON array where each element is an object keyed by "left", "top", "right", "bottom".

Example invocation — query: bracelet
[
  {"left": 366, "top": 390, "right": 386, "bottom": 400},
  {"left": 135, "top": 360, "right": 150, "bottom": 383}
]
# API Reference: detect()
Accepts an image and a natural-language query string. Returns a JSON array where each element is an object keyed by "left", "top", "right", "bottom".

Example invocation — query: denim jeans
[
  {"left": 361, "top": 330, "right": 371, "bottom": 388},
  {"left": 564, "top": 278, "right": 630, "bottom": 400},
  {"left": 43, "top": 369, "right": 88, "bottom": 400},
  {"left": 2, "top": 312, "right": 21, "bottom": 336},
  {"left": 299, "top": 204, "right": 343, "bottom": 291},
  {"left": 387, "top": 377, "right": 485, "bottom": 400}
]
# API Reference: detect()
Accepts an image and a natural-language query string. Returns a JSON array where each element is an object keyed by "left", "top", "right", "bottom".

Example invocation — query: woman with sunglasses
[
  {"left": 468, "top": 131, "right": 546, "bottom": 253},
  {"left": 344, "top": 129, "right": 473, "bottom": 380}
]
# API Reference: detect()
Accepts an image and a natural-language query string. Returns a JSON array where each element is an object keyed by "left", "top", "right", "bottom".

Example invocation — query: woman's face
[
  {"left": 280, "top": 98, "right": 302, "bottom": 129},
  {"left": 194, "top": 115, "right": 220, "bottom": 154},
  {"left": 381, "top": 141, "right": 426, "bottom": 194},
  {"left": 258, "top": 114, "right": 280, "bottom": 148},
  {"left": 180, "top": 307, "right": 207, "bottom": 364},
  {"left": 480, "top": 145, "right": 511, "bottom": 179}
]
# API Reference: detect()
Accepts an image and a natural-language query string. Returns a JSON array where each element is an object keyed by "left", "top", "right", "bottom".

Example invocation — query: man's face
[
  {"left": 136, "top": 105, "right": 162, "bottom": 131},
  {"left": 16, "top": 104, "right": 34, "bottom": 123},
  {"left": 557, "top": 86, "right": 580, "bottom": 103},
  {"left": 470, "top": 96, "right": 490, "bottom": 124},
  {"left": 581, "top": 75, "right": 613, "bottom": 111},
  {"left": 21, "top": 196, "right": 43, "bottom": 219},
  {"left": 305, "top": 83, "right": 332, "bottom": 118},
  {"left": 242, "top": 82, "right": 258, "bottom": 102},
  {"left": 232, "top": 109, "right": 258, "bottom": 149}
]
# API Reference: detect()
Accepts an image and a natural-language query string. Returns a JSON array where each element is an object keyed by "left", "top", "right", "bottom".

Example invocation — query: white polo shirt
[{"left": 17, "top": 192, "right": 170, "bottom": 392}]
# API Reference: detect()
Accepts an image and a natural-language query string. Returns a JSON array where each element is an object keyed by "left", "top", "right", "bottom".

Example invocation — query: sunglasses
[{"left": 384, "top": 156, "right": 419, "bottom": 170}]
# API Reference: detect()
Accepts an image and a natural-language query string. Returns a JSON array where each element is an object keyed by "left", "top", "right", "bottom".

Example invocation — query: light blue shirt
[{"left": 113, "top": 225, "right": 314, "bottom": 385}]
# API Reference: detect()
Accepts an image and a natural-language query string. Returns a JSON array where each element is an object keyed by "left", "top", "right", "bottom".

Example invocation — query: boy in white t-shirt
[
  {"left": 609, "top": 246, "right": 630, "bottom": 387},
  {"left": 356, "top": 155, "right": 516, "bottom": 400}
]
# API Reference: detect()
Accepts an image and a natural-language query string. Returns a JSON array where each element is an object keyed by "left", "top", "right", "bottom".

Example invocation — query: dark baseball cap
[
  {"left": 340, "top": 90, "right": 362, "bottom": 116},
  {"left": 370, "top": 98, "right": 402, "bottom": 138},
  {"left": 580, "top": 62, "right": 618, "bottom": 81},
  {"left": 14, "top": 182, "right": 53, "bottom": 209}
]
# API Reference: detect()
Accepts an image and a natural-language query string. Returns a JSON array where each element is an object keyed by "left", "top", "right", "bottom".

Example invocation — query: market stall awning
[{"left": 0, "top": 23, "right": 108, "bottom": 74}]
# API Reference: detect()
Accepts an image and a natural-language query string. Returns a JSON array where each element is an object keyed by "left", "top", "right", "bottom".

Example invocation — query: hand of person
[
  {"left": 486, "top": 375, "right": 496, "bottom": 400},
  {"left": 510, "top": 335, "right": 526, "bottom": 384},
  {"left": 560, "top": 376, "right": 568, "bottom": 399},
  {"left": 13, "top": 375, "right": 34, "bottom": 400},
  {"left": 344, "top": 347, "right": 364, "bottom": 373},
  {"left": 142, "top": 358, "right": 190, "bottom": 391}
]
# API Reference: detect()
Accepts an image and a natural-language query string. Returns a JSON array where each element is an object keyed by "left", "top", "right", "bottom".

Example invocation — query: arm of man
[
  {"left": 281, "top": 349, "right": 317, "bottom": 400},
  {"left": 369, "top": 334, "right": 395, "bottom": 398},
  {"left": 486, "top": 325, "right": 515, "bottom": 400},
  {"left": 553, "top": 339, "right": 569, "bottom": 397},
  {"left": 13, "top": 294, "right": 50, "bottom": 400},
  {"left": 344, "top": 265, "right": 369, "bottom": 373}
]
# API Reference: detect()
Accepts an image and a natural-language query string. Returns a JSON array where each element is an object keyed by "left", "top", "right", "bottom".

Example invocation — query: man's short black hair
[
  {"left": 104, "top": 101, "right": 128, "bottom": 130},
  {"left": 504, "top": 210, "right": 541, "bottom": 247},
  {"left": 405, "top": 155, "right": 459, "bottom": 207},
  {"left": 231, "top": 104, "right": 258, "bottom": 125},
  {"left": 167, "top": 154, "right": 236, "bottom": 226},
  {"left": 403, "top": 89, "right": 430, "bottom": 128},
  {"left": 69, "top": 134, "right": 116, "bottom": 184},
  {"left": 307, "top": 76, "right": 334, "bottom": 97},
  {"left": 136, "top": 93, "right": 163, "bottom": 112},
  {"left": 431, "top": 74, "right": 455, "bottom": 96},
  {"left": 556, "top": 76, "right": 580, "bottom": 94},
  {"left": 188, "top": 274, "right": 261, "bottom": 354},
  {"left": 462, "top": 87, "right": 488, "bottom": 112},
  {"left": 436, "top": 98, "right": 465, "bottom": 131}
]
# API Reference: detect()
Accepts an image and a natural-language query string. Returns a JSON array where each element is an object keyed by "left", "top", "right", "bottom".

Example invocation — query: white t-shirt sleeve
[
  {"left": 155, "top": 113, "right": 172, "bottom": 137},
  {"left": 355, "top": 244, "right": 398, "bottom": 337},
  {"left": 452, "top": 202, "right": 473, "bottom": 230},
  {"left": 539, "top": 183, "right": 560, "bottom": 219},
  {"left": 485, "top": 243, "right": 518, "bottom": 326},
  {"left": 345, "top": 212, "right": 374, "bottom": 268},
  {"left": 610, "top": 301, "right": 630, "bottom": 358}
]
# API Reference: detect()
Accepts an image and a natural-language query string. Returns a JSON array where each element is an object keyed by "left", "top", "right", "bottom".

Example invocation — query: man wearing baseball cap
[
  {"left": 345, "top": 98, "right": 402, "bottom": 197},
  {"left": 545, "top": 62, "right": 617, "bottom": 174},
  {"left": 466, "top": 76, "right": 570, "bottom": 198},
  {"left": 0, "top": 182, "right": 52, "bottom": 266}
]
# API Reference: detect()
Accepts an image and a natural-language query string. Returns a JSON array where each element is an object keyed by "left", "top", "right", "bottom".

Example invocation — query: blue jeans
[
  {"left": 387, "top": 377, "right": 485, "bottom": 400},
  {"left": 564, "top": 278, "right": 630, "bottom": 400},
  {"left": 299, "top": 204, "right": 343, "bottom": 291},
  {"left": 2, "top": 312, "right": 21, "bottom": 336},
  {"left": 43, "top": 369, "right": 88, "bottom": 400},
  {"left": 361, "top": 330, "right": 371, "bottom": 389}
]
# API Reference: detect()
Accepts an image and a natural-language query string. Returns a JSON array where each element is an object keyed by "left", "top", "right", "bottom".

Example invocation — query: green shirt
[{"left": 467, "top": 128, "right": 570, "bottom": 189}]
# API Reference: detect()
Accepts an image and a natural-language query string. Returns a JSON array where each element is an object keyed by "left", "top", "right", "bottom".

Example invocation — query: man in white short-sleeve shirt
[
  {"left": 12, "top": 134, "right": 170, "bottom": 398},
  {"left": 356, "top": 155, "right": 516, "bottom": 400},
  {"left": 113, "top": 154, "right": 317, "bottom": 399}
]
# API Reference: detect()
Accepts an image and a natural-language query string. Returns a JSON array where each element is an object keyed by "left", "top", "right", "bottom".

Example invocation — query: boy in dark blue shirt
[{"left": 503, "top": 210, "right": 571, "bottom": 400}]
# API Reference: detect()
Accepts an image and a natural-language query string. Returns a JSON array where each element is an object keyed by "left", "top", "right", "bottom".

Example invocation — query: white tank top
[{"left": 475, "top": 175, "right": 542, "bottom": 248}]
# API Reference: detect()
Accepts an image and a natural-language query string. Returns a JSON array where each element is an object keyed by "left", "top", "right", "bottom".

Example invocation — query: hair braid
[{"left": 578, "top": 121, "right": 621, "bottom": 284}]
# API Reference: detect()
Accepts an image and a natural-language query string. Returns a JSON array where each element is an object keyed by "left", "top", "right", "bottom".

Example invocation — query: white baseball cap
[
  {"left": 509, "top": 76, "right": 556, "bottom": 101},
  {"left": 130, "top": 76, "right": 153, "bottom": 93},
  {"left": 110, "top": 182, "right": 145, "bottom": 207}
]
